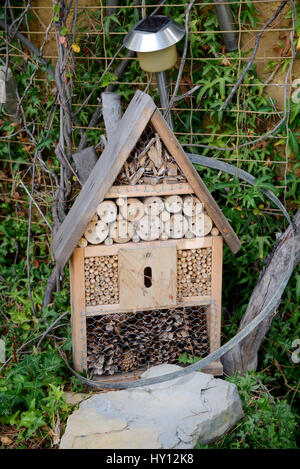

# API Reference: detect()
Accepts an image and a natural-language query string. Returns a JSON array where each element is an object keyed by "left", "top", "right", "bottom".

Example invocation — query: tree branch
[{"left": 222, "top": 209, "right": 300, "bottom": 375}]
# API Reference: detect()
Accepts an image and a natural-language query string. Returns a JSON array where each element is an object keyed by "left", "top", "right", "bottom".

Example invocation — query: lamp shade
[
  {"left": 137, "top": 45, "right": 177, "bottom": 72},
  {"left": 123, "top": 15, "right": 185, "bottom": 53}
]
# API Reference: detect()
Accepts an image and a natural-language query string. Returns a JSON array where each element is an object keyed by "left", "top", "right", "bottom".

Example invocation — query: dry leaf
[
  {"left": 221, "top": 57, "right": 231, "bottom": 66},
  {"left": 59, "top": 36, "right": 67, "bottom": 46},
  {"left": 71, "top": 43, "right": 80, "bottom": 53}
]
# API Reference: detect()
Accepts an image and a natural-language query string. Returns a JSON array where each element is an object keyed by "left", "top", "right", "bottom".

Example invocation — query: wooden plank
[
  {"left": 101, "top": 91, "right": 122, "bottom": 141},
  {"left": 177, "top": 295, "right": 212, "bottom": 308},
  {"left": 119, "top": 245, "right": 177, "bottom": 309},
  {"left": 105, "top": 182, "right": 193, "bottom": 198},
  {"left": 83, "top": 236, "right": 213, "bottom": 258},
  {"left": 150, "top": 109, "right": 241, "bottom": 254},
  {"left": 85, "top": 295, "right": 212, "bottom": 316},
  {"left": 91, "top": 360, "right": 223, "bottom": 384},
  {"left": 70, "top": 248, "right": 87, "bottom": 372},
  {"left": 53, "top": 90, "right": 156, "bottom": 269},
  {"left": 200, "top": 360, "right": 223, "bottom": 376},
  {"left": 72, "top": 146, "right": 98, "bottom": 185},
  {"left": 208, "top": 236, "right": 223, "bottom": 352}
]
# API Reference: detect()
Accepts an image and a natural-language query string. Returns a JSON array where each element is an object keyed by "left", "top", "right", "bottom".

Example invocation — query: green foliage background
[{"left": 0, "top": 0, "right": 299, "bottom": 448}]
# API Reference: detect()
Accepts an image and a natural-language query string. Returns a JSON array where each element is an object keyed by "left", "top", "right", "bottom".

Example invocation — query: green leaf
[
  {"left": 19, "top": 410, "right": 46, "bottom": 430},
  {"left": 289, "top": 131, "right": 299, "bottom": 155},
  {"left": 61, "top": 26, "right": 68, "bottom": 36}
]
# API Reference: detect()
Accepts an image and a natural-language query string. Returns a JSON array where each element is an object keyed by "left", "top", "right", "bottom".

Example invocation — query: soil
[
  {"left": 241, "top": 1, "right": 300, "bottom": 109},
  {"left": 29, "top": 0, "right": 100, "bottom": 66}
]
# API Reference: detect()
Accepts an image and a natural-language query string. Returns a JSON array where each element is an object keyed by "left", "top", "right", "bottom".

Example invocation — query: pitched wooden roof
[{"left": 53, "top": 90, "right": 241, "bottom": 268}]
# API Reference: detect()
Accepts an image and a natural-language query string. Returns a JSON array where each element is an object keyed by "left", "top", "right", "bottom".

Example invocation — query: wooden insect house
[{"left": 53, "top": 91, "right": 241, "bottom": 380}]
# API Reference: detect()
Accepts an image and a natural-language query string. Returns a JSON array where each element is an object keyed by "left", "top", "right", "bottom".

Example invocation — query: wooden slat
[
  {"left": 119, "top": 245, "right": 177, "bottom": 310},
  {"left": 83, "top": 236, "right": 213, "bottom": 258},
  {"left": 105, "top": 183, "right": 193, "bottom": 198},
  {"left": 70, "top": 248, "right": 87, "bottom": 372},
  {"left": 92, "top": 359, "right": 223, "bottom": 381},
  {"left": 85, "top": 295, "right": 212, "bottom": 316},
  {"left": 208, "top": 236, "right": 223, "bottom": 353},
  {"left": 150, "top": 109, "right": 241, "bottom": 254},
  {"left": 53, "top": 90, "right": 156, "bottom": 268}
]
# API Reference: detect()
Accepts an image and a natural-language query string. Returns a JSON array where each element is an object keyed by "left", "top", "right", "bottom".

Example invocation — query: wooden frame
[
  {"left": 209, "top": 236, "right": 223, "bottom": 352},
  {"left": 82, "top": 236, "right": 213, "bottom": 258},
  {"left": 69, "top": 248, "right": 86, "bottom": 372},
  {"left": 70, "top": 236, "right": 223, "bottom": 375},
  {"left": 149, "top": 110, "right": 241, "bottom": 254},
  {"left": 57, "top": 90, "right": 241, "bottom": 380},
  {"left": 53, "top": 91, "right": 156, "bottom": 268}
]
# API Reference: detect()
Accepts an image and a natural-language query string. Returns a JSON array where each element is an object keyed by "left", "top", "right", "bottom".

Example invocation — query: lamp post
[
  {"left": 213, "top": 0, "right": 238, "bottom": 52},
  {"left": 123, "top": 15, "right": 185, "bottom": 130}
]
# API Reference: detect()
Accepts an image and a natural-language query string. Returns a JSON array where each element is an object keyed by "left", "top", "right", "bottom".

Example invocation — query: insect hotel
[{"left": 53, "top": 91, "right": 241, "bottom": 380}]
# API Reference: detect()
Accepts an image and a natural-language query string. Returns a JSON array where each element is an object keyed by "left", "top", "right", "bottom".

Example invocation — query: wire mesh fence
[
  {"left": 0, "top": 1, "right": 297, "bottom": 196},
  {"left": 0, "top": 0, "right": 298, "bottom": 315}
]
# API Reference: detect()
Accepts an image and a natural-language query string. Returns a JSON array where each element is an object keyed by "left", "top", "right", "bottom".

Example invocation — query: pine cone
[{"left": 120, "top": 349, "right": 137, "bottom": 372}]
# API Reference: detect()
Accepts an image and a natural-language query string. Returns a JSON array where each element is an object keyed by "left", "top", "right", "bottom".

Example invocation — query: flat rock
[
  {"left": 60, "top": 364, "right": 244, "bottom": 449},
  {"left": 64, "top": 392, "right": 90, "bottom": 406}
]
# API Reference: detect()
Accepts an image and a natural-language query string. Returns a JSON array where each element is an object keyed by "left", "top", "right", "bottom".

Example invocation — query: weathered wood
[
  {"left": 110, "top": 220, "right": 134, "bottom": 243},
  {"left": 160, "top": 210, "right": 171, "bottom": 222},
  {"left": 101, "top": 91, "right": 123, "bottom": 141},
  {"left": 129, "top": 167, "right": 144, "bottom": 185},
  {"left": 144, "top": 196, "right": 164, "bottom": 217},
  {"left": 199, "top": 360, "right": 223, "bottom": 376},
  {"left": 72, "top": 146, "right": 98, "bottom": 185},
  {"left": 165, "top": 214, "right": 189, "bottom": 239},
  {"left": 53, "top": 91, "right": 156, "bottom": 268},
  {"left": 77, "top": 237, "right": 88, "bottom": 248},
  {"left": 209, "top": 236, "right": 223, "bottom": 352},
  {"left": 84, "top": 220, "right": 108, "bottom": 244},
  {"left": 182, "top": 195, "right": 203, "bottom": 217},
  {"left": 222, "top": 209, "right": 300, "bottom": 375},
  {"left": 105, "top": 183, "right": 194, "bottom": 198},
  {"left": 85, "top": 295, "right": 212, "bottom": 316},
  {"left": 119, "top": 245, "right": 177, "bottom": 309},
  {"left": 167, "top": 162, "right": 178, "bottom": 177},
  {"left": 148, "top": 143, "right": 162, "bottom": 169},
  {"left": 150, "top": 109, "right": 241, "bottom": 254},
  {"left": 165, "top": 195, "right": 183, "bottom": 214}
]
